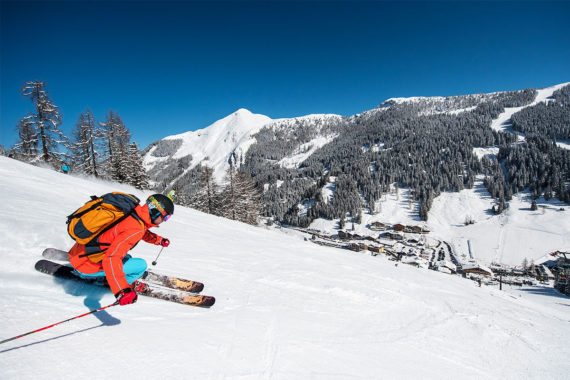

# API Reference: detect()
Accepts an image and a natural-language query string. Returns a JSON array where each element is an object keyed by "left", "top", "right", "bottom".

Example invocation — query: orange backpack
[{"left": 66, "top": 192, "right": 140, "bottom": 245}]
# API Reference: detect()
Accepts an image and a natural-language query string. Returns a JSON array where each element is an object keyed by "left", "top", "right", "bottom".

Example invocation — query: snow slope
[
  {"left": 428, "top": 181, "right": 570, "bottom": 265},
  {"left": 1, "top": 156, "right": 569, "bottom": 379},
  {"left": 490, "top": 83, "right": 570, "bottom": 136},
  {"left": 145, "top": 108, "right": 272, "bottom": 182},
  {"left": 310, "top": 178, "right": 569, "bottom": 267},
  {"left": 143, "top": 109, "right": 342, "bottom": 184}
]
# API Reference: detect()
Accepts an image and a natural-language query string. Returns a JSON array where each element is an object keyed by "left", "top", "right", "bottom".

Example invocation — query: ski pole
[
  {"left": 0, "top": 301, "right": 119, "bottom": 345},
  {"left": 151, "top": 246, "right": 165, "bottom": 266}
]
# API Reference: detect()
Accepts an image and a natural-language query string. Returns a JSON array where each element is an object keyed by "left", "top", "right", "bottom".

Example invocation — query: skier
[{"left": 68, "top": 194, "right": 174, "bottom": 306}]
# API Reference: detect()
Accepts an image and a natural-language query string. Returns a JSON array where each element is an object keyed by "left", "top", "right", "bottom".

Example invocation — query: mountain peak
[{"left": 233, "top": 108, "right": 253, "bottom": 115}]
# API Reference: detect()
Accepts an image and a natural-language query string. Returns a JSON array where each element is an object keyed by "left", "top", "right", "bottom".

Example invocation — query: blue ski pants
[{"left": 74, "top": 255, "right": 147, "bottom": 286}]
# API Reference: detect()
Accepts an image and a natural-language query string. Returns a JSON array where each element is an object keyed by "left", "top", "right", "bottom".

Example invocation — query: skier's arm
[
  {"left": 142, "top": 230, "right": 169, "bottom": 246},
  {"left": 102, "top": 229, "right": 145, "bottom": 295}
]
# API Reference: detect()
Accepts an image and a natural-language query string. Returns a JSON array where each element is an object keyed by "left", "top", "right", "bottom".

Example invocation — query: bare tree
[
  {"left": 14, "top": 117, "right": 38, "bottom": 160},
  {"left": 189, "top": 164, "right": 221, "bottom": 215},
  {"left": 220, "top": 159, "right": 262, "bottom": 225}
]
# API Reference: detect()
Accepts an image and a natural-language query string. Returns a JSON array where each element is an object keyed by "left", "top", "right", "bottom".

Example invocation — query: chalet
[
  {"left": 437, "top": 260, "right": 457, "bottom": 273},
  {"left": 393, "top": 223, "right": 405, "bottom": 232},
  {"left": 379, "top": 232, "right": 404, "bottom": 241},
  {"left": 462, "top": 263, "right": 493, "bottom": 277},
  {"left": 368, "top": 246, "right": 385, "bottom": 254},
  {"left": 369, "top": 222, "right": 389, "bottom": 231},
  {"left": 348, "top": 243, "right": 362, "bottom": 252},
  {"left": 338, "top": 231, "right": 369, "bottom": 241},
  {"left": 401, "top": 256, "right": 429, "bottom": 269},
  {"left": 409, "top": 226, "right": 424, "bottom": 234}
]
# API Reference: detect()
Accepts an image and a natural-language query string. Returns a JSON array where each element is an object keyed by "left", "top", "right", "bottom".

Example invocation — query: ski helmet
[{"left": 146, "top": 194, "right": 174, "bottom": 223}]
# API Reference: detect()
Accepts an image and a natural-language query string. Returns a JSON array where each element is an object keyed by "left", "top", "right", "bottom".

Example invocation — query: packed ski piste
[
  {"left": 1, "top": 157, "right": 570, "bottom": 379},
  {"left": 2, "top": 191, "right": 215, "bottom": 346}
]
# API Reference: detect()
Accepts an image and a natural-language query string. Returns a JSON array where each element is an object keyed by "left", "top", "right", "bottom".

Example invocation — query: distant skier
[{"left": 67, "top": 194, "right": 174, "bottom": 306}]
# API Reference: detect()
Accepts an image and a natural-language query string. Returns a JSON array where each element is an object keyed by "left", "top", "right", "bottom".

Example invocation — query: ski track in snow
[
  {"left": 1, "top": 157, "right": 569, "bottom": 379},
  {"left": 490, "top": 83, "right": 570, "bottom": 147}
]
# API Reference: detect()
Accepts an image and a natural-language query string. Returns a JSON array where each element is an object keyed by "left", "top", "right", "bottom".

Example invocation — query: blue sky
[{"left": 1, "top": 1, "right": 569, "bottom": 149}]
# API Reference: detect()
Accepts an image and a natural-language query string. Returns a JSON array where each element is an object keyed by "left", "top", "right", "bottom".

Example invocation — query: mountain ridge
[{"left": 143, "top": 82, "right": 570, "bottom": 237}]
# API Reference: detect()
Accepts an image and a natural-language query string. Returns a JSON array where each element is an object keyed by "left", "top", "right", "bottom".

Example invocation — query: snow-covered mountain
[
  {"left": 143, "top": 108, "right": 342, "bottom": 185},
  {"left": 144, "top": 108, "right": 272, "bottom": 183},
  {"left": 141, "top": 83, "right": 569, "bottom": 270},
  {"left": 1, "top": 156, "right": 569, "bottom": 379},
  {"left": 144, "top": 83, "right": 568, "bottom": 192}
]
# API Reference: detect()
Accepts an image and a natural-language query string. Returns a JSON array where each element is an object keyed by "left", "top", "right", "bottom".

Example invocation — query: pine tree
[
  {"left": 126, "top": 142, "right": 150, "bottom": 190},
  {"left": 100, "top": 111, "right": 130, "bottom": 181},
  {"left": 70, "top": 110, "right": 100, "bottom": 176},
  {"left": 14, "top": 117, "right": 38, "bottom": 160},
  {"left": 19, "top": 81, "right": 66, "bottom": 163}
]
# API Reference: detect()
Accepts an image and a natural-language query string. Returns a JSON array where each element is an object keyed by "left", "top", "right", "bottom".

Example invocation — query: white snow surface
[
  {"left": 278, "top": 135, "right": 338, "bottom": 169},
  {"left": 490, "top": 83, "right": 570, "bottom": 134},
  {"left": 310, "top": 179, "right": 570, "bottom": 267},
  {"left": 158, "top": 108, "right": 272, "bottom": 182},
  {"left": 429, "top": 189, "right": 570, "bottom": 266},
  {"left": 473, "top": 146, "right": 500, "bottom": 160},
  {"left": 143, "top": 109, "right": 342, "bottom": 183},
  {"left": 1, "top": 157, "right": 568, "bottom": 379}
]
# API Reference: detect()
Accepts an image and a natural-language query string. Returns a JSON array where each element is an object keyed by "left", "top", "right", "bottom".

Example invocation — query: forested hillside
[{"left": 145, "top": 85, "right": 570, "bottom": 227}]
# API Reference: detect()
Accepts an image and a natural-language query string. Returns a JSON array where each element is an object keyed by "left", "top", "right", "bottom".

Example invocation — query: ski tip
[
  {"left": 186, "top": 295, "right": 215, "bottom": 308},
  {"left": 200, "top": 297, "right": 215, "bottom": 308},
  {"left": 34, "top": 259, "right": 50, "bottom": 269}
]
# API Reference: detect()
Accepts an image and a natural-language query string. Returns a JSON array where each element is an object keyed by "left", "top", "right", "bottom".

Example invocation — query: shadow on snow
[{"left": 0, "top": 274, "right": 120, "bottom": 352}]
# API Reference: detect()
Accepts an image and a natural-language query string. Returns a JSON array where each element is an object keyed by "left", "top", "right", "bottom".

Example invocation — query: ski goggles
[{"left": 147, "top": 197, "right": 172, "bottom": 222}]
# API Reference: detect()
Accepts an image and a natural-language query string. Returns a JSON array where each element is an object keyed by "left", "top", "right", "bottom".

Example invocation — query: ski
[
  {"left": 141, "top": 271, "right": 204, "bottom": 293},
  {"left": 35, "top": 260, "right": 215, "bottom": 308},
  {"left": 42, "top": 248, "right": 205, "bottom": 293},
  {"left": 133, "top": 282, "right": 215, "bottom": 308},
  {"left": 42, "top": 247, "right": 69, "bottom": 261}
]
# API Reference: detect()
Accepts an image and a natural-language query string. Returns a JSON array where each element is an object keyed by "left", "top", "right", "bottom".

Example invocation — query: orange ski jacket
[{"left": 68, "top": 204, "right": 164, "bottom": 294}]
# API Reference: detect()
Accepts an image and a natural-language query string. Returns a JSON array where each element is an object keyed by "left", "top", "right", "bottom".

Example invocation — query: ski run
[{"left": 0, "top": 156, "right": 569, "bottom": 379}]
